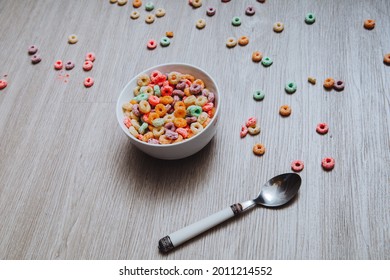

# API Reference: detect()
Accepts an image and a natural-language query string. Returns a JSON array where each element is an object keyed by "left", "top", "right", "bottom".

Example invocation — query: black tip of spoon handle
[{"left": 158, "top": 236, "right": 174, "bottom": 253}]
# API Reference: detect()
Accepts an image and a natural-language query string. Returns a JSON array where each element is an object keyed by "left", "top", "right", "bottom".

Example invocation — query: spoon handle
[{"left": 158, "top": 203, "right": 243, "bottom": 253}]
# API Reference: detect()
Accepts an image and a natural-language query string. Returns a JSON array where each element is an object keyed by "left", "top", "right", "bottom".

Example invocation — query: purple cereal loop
[
  {"left": 28, "top": 45, "right": 38, "bottom": 55},
  {"left": 207, "top": 7, "right": 216, "bottom": 16},
  {"left": 207, "top": 92, "right": 215, "bottom": 102},
  {"left": 172, "top": 89, "right": 184, "bottom": 97},
  {"left": 65, "top": 60, "right": 75, "bottom": 70},
  {"left": 148, "top": 138, "right": 159, "bottom": 144},
  {"left": 245, "top": 6, "right": 255, "bottom": 16},
  {"left": 186, "top": 116, "right": 197, "bottom": 124},
  {"left": 190, "top": 84, "right": 202, "bottom": 95},
  {"left": 132, "top": 104, "right": 140, "bottom": 116},
  {"left": 334, "top": 80, "right": 345, "bottom": 91},
  {"left": 164, "top": 122, "right": 176, "bottom": 131},
  {"left": 176, "top": 80, "right": 187, "bottom": 90},
  {"left": 202, "top": 89, "right": 209, "bottom": 96},
  {"left": 165, "top": 129, "right": 179, "bottom": 140},
  {"left": 31, "top": 54, "right": 42, "bottom": 64}
]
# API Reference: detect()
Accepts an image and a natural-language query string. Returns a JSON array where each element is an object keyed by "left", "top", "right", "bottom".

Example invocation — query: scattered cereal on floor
[
  {"left": 54, "top": 60, "right": 63, "bottom": 70},
  {"left": 253, "top": 143, "right": 266, "bottom": 156},
  {"left": 240, "top": 125, "right": 248, "bottom": 138},
  {"left": 191, "top": 0, "right": 202, "bottom": 8},
  {"left": 0, "top": 79, "right": 7, "bottom": 90},
  {"left": 322, "top": 157, "right": 335, "bottom": 170},
  {"left": 323, "top": 77, "right": 334, "bottom": 89},
  {"left": 305, "top": 12, "right": 315, "bottom": 24},
  {"left": 316, "top": 123, "right": 329, "bottom": 134},
  {"left": 383, "top": 53, "right": 390, "bottom": 65},
  {"left": 65, "top": 60, "right": 75, "bottom": 70},
  {"left": 285, "top": 81, "right": 297, "bottom": 94},
  {"left": 238, "top": 36, "right": 249, "bottom": 46},
  {"left": 31, "top": 54, "right": 42, "bottom": 64},
  {"left": 147, "top": 39, "right": 157, "bottom": 49},
  {"left": 206, "top": 7, "right": 216, "bottom": 16},
  {"left": 261, "top": 57, "right": 273, "bottom": 67},
  {"left": 84, "top": 77, "right": 94, "bottom": 88},
  {"left": 155, "top": 8, "right": 166, "bottom": 17},
  {"left": 245, "top": 6, "right": 255, "bottom": 16},
  {"left": 291, "top": 160, "right": 304, "bottom": 172},
  {"left": 68, "top": 34, "right": 78, "bottom": 44},
  {"left": 145, "top": 2, "right": 154, "bottom": 10},
  {"left": 252, "top": 51, "right": 263, "bottom": 62},
  {"left": 133, "top": 0, "right": 142, "bottom": 8},
  {"left": 273, "top": 22, "right": 284, "bottom": 33},
  {"left": 28, "top": 45, "right": 38, "bottom": 55},
  {"left": 145, "top": 14, "right": 155, "bottom": 24},
  {"left": 130, "top": 11, "right": 140, "bottom": 19},
  {"left": 85, "top": 52, "right": 96, "bottom": 62},
  {"left": 166, "top": 31, "right": 174, "bottom": 38},
  {"left": 308, "top": 76, "right": 316, "bottom": 84},
  {"left": 364, "top": 19, "right": 375, "bottom": 30},
  {"left": 253, "top": 90, "right": 265, "bottom": 101},
  {"left": 83, "top": 61, "right": 93, "bottom": 71},
  {"left": 196, "top": 18, "right": 206, "bottom": 29},
  {"left": 226, "top": 37, "right": 237, "bottom": 48},
  {"left": 118, "top": 0, "right": 128, "bottom": 6},
  {"left": 279, "top": 105, "right": 291, "bottom": 116},
  {"left": 160, "top": 37, "right": 170, "bottom": 47},
  {"left": 232, "top": 16, "right": 241, "bottom": 26},
  {"left": 333, "top": 80, "right": 345, "bottom": 91}
]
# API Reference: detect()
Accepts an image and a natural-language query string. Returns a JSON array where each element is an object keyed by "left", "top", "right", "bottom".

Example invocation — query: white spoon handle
[{"left": 159, "top": 204, "right": 243, "bottom": 253}]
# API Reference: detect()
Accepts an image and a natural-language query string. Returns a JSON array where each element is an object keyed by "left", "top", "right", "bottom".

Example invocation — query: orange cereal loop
[
  {"left": 253, "top": 143, "right": 266, "bottom": 156},
  {"left": 133, "top": 0, "right": 142, "bottom": 8},
  {"left": 181, "top": 74, "right": 195, "bottom": 82},
  {"left": 159, "top": 135, "right": 172, "bottom": 144},
  {"left": 148, "top": 112, "right": 159, "bottom": 124},
  {"left": 207, "top": 107, "right": 216, "bottom": 118},
  {"left": 364, "top": 19, "right": 375, "bottom": 30},
  {"left": 384, "top": 53, "right": 390, "bottom": 65},
  {"left": 193, "top": 79, "right": 204, "bottom": 89},
  {"left": 166, "top": 31, "right": 174, "bottom": 38},
  {"left": 142, "top": 132, "right": 154, "bottom": 142},
  {"left": 160, "top": 96, "right": 173, "bottom": 105},
  {"left": 174, "top": 117, "right": 187, "bottom": 128},
  {"left": 155, "top": 103, "right": 167, "bottom": 117},
  {"left": 184, "top": 87, "right": 191, "bottom": 96},
  {"left": 174, "top": 101, "right": 186, "bottom": 111},
  {"left": 323, "top": 77, "right": 335, "bottom": 89},
  {"left": 252, "top": 51, "right": 263, "bottom": 62},
  {"left": 130, "top": 100, "right": 138, "bottom": 105},
  {"left": 238, "top": 36, "right": 249, "bottom": 46},
  {"left": 279, "top": 105, "right": 291, "bottom": 117},
  {"left": 174, "top": 108, "right": 186, "bottom": 118}
]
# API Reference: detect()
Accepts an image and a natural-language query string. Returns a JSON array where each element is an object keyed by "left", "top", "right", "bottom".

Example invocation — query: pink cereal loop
[
  {"left": 85, "top": 52, "right": 96, "bottom": 62},
  {"left": 83, "top": 60, "right": 93, "bottom": 71},
  {"left": 240, "top": 125, "right": 248, "bottom": 138},
  {"left": 0, "top": 79, "right": 8, "bottom": 90},
  {"left": 148, "top": 95, "right": 160, "bottom": 106},
  {"left": 176, "top": 127, "right": 188, "bottom": 138},
  {"left": 54, "top": 60, "right": 63, "bottom": 70},
  {"left": 84, "top": 77, "right": 94, "bottom": 87},
  {"left": 322, "top": 157, "right": 335, "bottom": 170},
  {"left": 202, "top": 102, "right": 213, "bottom": 111},
  {"left": 123, "top": 117, "right": 132, "bottom": 128},
  {"left": 246, "top": 117, "right": 257, "bottom": 127},
  {"left": 316, "top": 122, "right": 329, "bottom": 134},
  {"left": 291, "top": 160, "right": 304, "bottom": 172}
]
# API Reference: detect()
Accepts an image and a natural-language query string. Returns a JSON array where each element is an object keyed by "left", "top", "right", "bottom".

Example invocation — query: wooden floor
[{"left": 0, "top": 0, "right": 389, "bottom": 260}]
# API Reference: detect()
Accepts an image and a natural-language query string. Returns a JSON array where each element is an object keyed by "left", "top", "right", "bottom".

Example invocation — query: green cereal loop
[
  {"left": 145, "top": 2, "right": 154, "bottom": 11},
  {"left": 232, "top": 16, "right": 241, "bottom": 26},
  {"left": 139, "top": 122, "right": 148, "bottom": 134},
  {"left": 253, "top": 90, "right": 265, "bottom": 101},
  {"left": 261, "top": 57, "right": 273, "bottom": 67},
  {"left": 134, "top": 93, "right": 149, "bottom": 102},
  {"left": 305, "top": 13, "right": 315, "bottom": 24},
  {"left": 187, "top": 105, "right": 203, "bottom": 117},
  {"left": 152, "top": 118, "right": 165, "bottom": 127},
  {"left": 160, "top": 37, "right": 170, "bottom": 47},
  {"left": 285, "top": 82, "right": 297, "bottom": 94},
  {"left": 153, "top": 85, "right": 161, "bottom": 96}
]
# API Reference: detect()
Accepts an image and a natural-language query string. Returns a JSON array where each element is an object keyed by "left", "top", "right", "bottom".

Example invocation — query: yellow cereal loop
[
  {"left": 68, "top": 34, "right": 78, "bottom": 44},
  {"left": 139, "top": 100, "right": 151, "bottom": 114},
  {"left": 197, "top": 112, "right": 208, "bottom": 124},
  {"left": 110, "top": 0, "right": 118, "bottom": 3},
  {"left": 190, "top": 122, "right": 204, "bottom": 135},
  {"left": 226, "top": 37, "right": 237, "bottom": 48},
  {"left": 118, "top": 0, "right": 128, "bottom": 5},
  {"left": 181, "top": 74, "right": 195, "bottom": 82},
  {"left": 122, "top": 102, "right": 133, "bottom": 112},
  {"left": 145, "top": 14, "right": 155, "bottom": 24},
  {"left": 129, "top": 126, "right": 139, "bottom": 137},
  {"left": 137, "top": 74, "right": 150, "bottom": 86},
  {"left": 159, "top": 135, "right": 172, "bottom": 144},
  {"left": 153, "top": 127, "right": 165, "bottom": 137},
  {"left": 142, "top": 132, "right": 154, "bottom": 142},
  {"left": 164, "top": 114, "right": 175, "bottom": 123},
  {"left": 184, "top": 95, "right": 196, "bottom": 107},
  {"left": 130, "top": 11, "right": 140, "bottom": 19},
  {"left": 156, "top": 8, "right": 166, "bottom": 17},
  {"left": 196, "top": 18, "right": 206, "bottom": 29},
  {"left": 129, "top": 112, "right": 139, "bottom": 121},
  {"left": 168, "top": 72, "right": 182, "bottom": 85},
  {"left": 193, "top": 79, "right": 205, "bottom": 89},
  {"left": 195, "top": 95, "right": 208, "bottom": 106}
]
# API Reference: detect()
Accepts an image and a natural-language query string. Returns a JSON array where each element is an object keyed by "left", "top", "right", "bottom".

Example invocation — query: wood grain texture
[{"left": 0, "top": 0, "right": 389, "bottom": 260}]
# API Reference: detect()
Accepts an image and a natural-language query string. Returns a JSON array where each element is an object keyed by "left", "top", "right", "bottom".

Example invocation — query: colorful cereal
[
  {"left": 253, "top": 143, "right": 265, "bottom": 156},
  {"left": 147, "top": 39, "right": 157, "bottom": 49},
  {"left": 279, "top": 105, "right": 291, "bottom": 116},
  {"left": 323, "top": 77, "right": 334, "bottom": 89},
  {"left": 308, "top": 76, "right": 316, "bottom": 84},
  {"left": 145, "top": 14, "right": 155, "bottom": 24},
  {"left": 0, "top": 79, "right": 7, "bottom": 90},
  {"left": 155, "top": 8, "right": 166, "bottom": 17},
  {"left": 238, "top": 36, "right": 249, "bottom": 46},
  {"left": 261, "top": 57, "right": 273, "bottom": 67},
  {"left": 65, "top": 60, "right": 75, "bottom": 70},
  {"left": 232, "top": 16, "right": 241, "bottom": 26},
  {"left": 196, "top": 18, "right": 206, "bottom": 29},
  {"left": 291, "top": 160, "right": 304, "bottom": 172},
  {"left": 130, "top": 11, "right": 140, "bottom": 19},
  {"left": 252, "top": 51, "right": 263, "bottom": 62},
  {"left": 316, "top": 123, "right": 329, "bottom": 134},
  {"left": 226, "top": 37, "right": 237, "bottom": 48},
  {"left": 206, "top": 7, "right": 216, "bottom": 16},
  {"left": 240, "top": 125, "right": 248, "bottom": 138},
  {"left": 285, "top": 81, "right": 297, "bottom": 94},
  {"left": 322, "top": 157, "right": 335, "bottom": 170},
  {"left": 85, "top": 52, "right": 95, "bottom": 62},
  {"left": 28, "top": 45, "right": 38, "bottom": 55},
  {"left": 333, "top": 80, "right": 345, "bottom": 91},
  {"left": 68, "top": 34, "right": 78, "bottom": 44},
  {"left": 305, "top": 13, "right": 315, "bottom": 24},
  {"left": 364, "top": 19, "right": 375, "bottom": 30},
  {"left": 145, "top": 2, "right": 154, "bottom": 10},
  {"left": 384, "top": 53, "right": 390, "bottom": 65},
  {"left": 253, "top": 90, "right": 265, "bottom": 101},
  {"left": 31, "top": 54, "right": 42, "bottom": 64},
  {"left": 160, "top": 37, "right": 170, "bottom": 47},
  {"left": 245, "top": 6, "right": 255, "bottom": 16},
  {"left": 166, "top": 31, "right": 174, "bottom": 38},
  {"left": 133, "top": 0, "right": 142, "bottom": 8},
  {"left": 248, "top": 125, "right": 260, "bottom": 135},
  {"left": 84, "top": 77, "right": 94, "bottom": 88},
  {"left": 118, "top": 0, "right": 128, "bottom": 5},
  {"left": 246, "top": 117, "right": 257, "bottom": 127},
  {"left": 273, "top": 22, "right": 284, "bottom": 32},
  {"left": 83, "top": 61, "right": 93, "bottom": 71},
  {"left": 54, "top": 60, "right": 63, "bottom": 70}
]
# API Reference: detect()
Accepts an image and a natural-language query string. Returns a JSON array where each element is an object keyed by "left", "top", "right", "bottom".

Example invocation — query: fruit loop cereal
[
  {"left": 384, "top": 53, "right": 390, "bottom": 65},
  {"left": 253, "top": 90, "right": 265, "bottom": 101},
  {"left": 252, "top": 51, "right": 263, "bottom": 62},
  {"left": 253, "top": 143, "right": 265, "bottom": 156},
  {"left": 118, "top": 0, "right": 128, "bottom": 5},
  {"left": 238, "top": 36, "right": 249, "bottom": 46},
  {"left": 122, "top": 71, "right": 216, "bottom": 144},
  {"left": 110, "top": 0, "right": 118, "bottom": 3},
  {"left": 206, "top": 7, "right": 216, "bottom": 16},
  {"left": 291, "top": 160, "right": 304, "bottom": 172},
  {"left": 334, "top": 80, "right": 345, "bottom": 91},
  {"left": 147, "top": 39, "right": 157, "bottom": 49},
  {"left": 84, "top": 77, "right": 94, "bottom": 88},
  {"left": 322, "top": 157, "right": 335, "bottom": 170},
  {"left": 31, "top": 54, "right": 42, "bottom": 64},
  {"left": 323, "top": 77, "right": 334, "bottom": 89},
  {"left": 155, "top": 8, "right": 166, "bottom": 17},
  {"left": 316, "top": 122, "right": 329, "bottom": 134},
  {"left": 285, "top": 81, "right": 297, "bottom": 94},
  {"left": 257, "top": 0, "right": 265, "bottom": 2},
  {"left": 240, "top": 125, "right": 248, "bottom": 138},
  {"left": 54, "top": 60, "right": 63, "bottom": 70},
  {"left": 65, "top": 60, "right": 75, "bottom": 70},
  {"left": 273, "top": 22, "right": 284, "bottom": 33},
  {"left": 68, "top": 34, "right": 78, "bottom": 44},
  {"left": 245, "top": 6, "right": 255, "bottom": 16},
  {"left": 241, "top": 117, "right": 260, "bottom": 136},
  {"left": 226, "top": 37, "right": 237, "bottom": 48},
  {"left": 83, "top": 61, "right": 93, "bottom": 71},
  {"left": 221, "top": 0, "right": 230, "bottom": 3},
  {"left": 130, "top": 11, "right": 140, "bottom": 19},
  {"left": 279, "top": 105, "right": 291, "bottom": 116},
  {"left": 232, "top": 16, "right": 241, "bottom": 26},
  {"left": 145, "top": 14, "right": 155, "bottom": 24},
  {"left": 28, "top": 45, "right": 38, "bottom": 55},
  {"left": 160, "top": 37, "right": 170, "bottom": 47},
  {"left": 305, "top": 13, "right": 315, "bottom": 24},
  {"left": 261, "top": 57, "right": 273, "bottom": 67},
  {"left": 145, "top": 2, "right": 154, "bottom": 10},
  {"left": 166, "top": 31, "right": 174, "bottom": 38},
  {"left": 364, "top": 19, "right": 375, "bottom": 30},
  {"left": 0, "top": 79, "right": 7, "bottom": 90},
  {"left": 308, "top": 76, "right": 316, "bottom": 84},
  {"left": 196, "top": 18, "right": 206, "bottom": 29},
  {"left": 191, "top": 0, "right": 202, "bottom": 8},
  {"left": 85, "top": 52, "right": 96, "bottom": 62},
  {"left": 133, "top": 0, "right": 142, "bottom": 8}
]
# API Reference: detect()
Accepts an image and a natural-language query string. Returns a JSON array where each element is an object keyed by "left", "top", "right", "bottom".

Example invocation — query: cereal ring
[
  {"left": 261, "top": 57, "right": 273, "bottom": 67},
  {"left": 122, "top": 102, "right": 133, "bottom": 112},
  {"left": 232, "top": 16, "right": 241, "bottom": 26},
  {"left": 118, "top": 0, "right": 128, "bottom": 5},
  {"left": 202, "top": 102, "right": 213, "bottom": 112},
  {"left": 206, "top": 7, "right": 216, "bottom": 16},
  {"left": 196, "top": 18, "right": 206, "bottom": 29},
  {"left": 176, "top": 127, "right": 188, "bottom": 138},
  {"left": 195, "top": 95, "right": 208, "bottom": 106},
  {"left": 160, "top": 95, "right": 173, "bottom": 104},
  {"left": 159, "top": 135, "right": 173, "bottom": 145},
  {"left": 123, "top": 117, "right": 131, "bottom": 128},
  {"left": 308, "top": 76, "right": 316, "bottom": 84},
  {"left": 246, "top": 117, "right": 257, "bottom": 128},
  {"left": 334, "top": 80, "right": 345, "bottom": 91},
  {"left": 291, "top": 160, "right": 304, "bottom": 172},
  {"left": 31, "top": 54, "right": 42, "bottom": 64},
  {"left": 165, "top": 130, "right": 179, "bottom": 140},
  {"left": 54, "top": 60, "right": 63, "bottom": 70},
  {"left": 316, "top": 123, "right": 329, "bottom": 134},
  {"left": 240, "top": 125, "right": 248, "bottom": 138},
  {"left": 168, "top": 72, "right": 181, "bottom": 85},
  {"left": 187, "top": 105, "right": 202, "bottom": 117},
  {"left": 137, "top": 74, "right": 150, "bottom": 86},
  {"left": 83, "top": 60, "right": 93, "bottom": 71},
  {"left": 221, "top": 0, "right": 230, "bottom": 2},
  {"left": 28, "top": 45, "right": 38, "bottom": 55},
  {"left": 0, "top": 79, "right": 7, "bottom": 90},
  {"left": 184, "top": 95, "right": 196, "bottom": 107},
  {"left": 153, "top": 126, "right": 165, "bottom": 137},
  {"left": 65, "top": 60, "right": 75, "bottom": 70},
  {"left": 156, "top": 8, "right": 166, "bottom": 17},
  {"left": 84, "top": 77, "right": 94, "bottom": 88},
  {"left": 160, "top": 37, "right": 170, "bottom": 47},
  {"left": 323, "top": 77, "right": 334, "bottom": 89},
  {"left": 130, "top": 11, "right": 140, "bottom": 19},
  {"left": 305, "top": 13, "right": 315, "bottom": 24},
  {"left": 273, "top": 22, "right": 284, "bottom": 33},
  {"left": 142, "top": 131, "right": 154, "bottom": 142},
  {"left": 190, "top": 122, "right": 204, "bottom": 135},
  {"left": 138, "top": 122, "right": 148, "bottom": 134},
  {"left": 245, "top": 6, "right": 255, "bottom": 16},
  {"left": 285, "top": 81, "right": 297, "bottom": 94},
  {"left": 173, "top": 134, "right": 184, "bottom": 143},
  {"left": 110, "top": 0, "right": 118, "bottom": 3},
  {"left": 152, "top": 118, "right": 165, "bottom": 128},
  {"left": 174, "top": 108, "right": 186, "bottom": 118},
  {"left": 68, "top": 34, "right": 78, "bottom": 44},
  {"left": 253, "top": 90, "right": 265, "bottom": 101},
  {"left": 197, "top": 112, "right": 208, "bottom": 124},
  {"left": 139, "top": 100, "right": 151, "bottom": 114},
  {"left": 145, "top": 14, "right": 155, "bottom": 24},
  {"left": 253, "top": 143, "right": 265, "bottom": 156},
  {"left": 248, "top": 125, "right": 260, "bottom": 135},
  {"left": 279, "top": 105, "right": 291, "bottom": 116},
  {"left": 238, "top": 36, "right": 249, "bottom": 46},
  {"left": 133, "top": 0, "right": 142, "bottom": 8},
  {"left": 147, "top": 39, "right": 157, "bottom": 49},
  {"left": 141, "top": 86, "right": 153, "bottom": 95},
  {"left": 252, "top": 51, "right": 263, "bottom": 62},
  {"left": 145, "top": 2, "right": 154, "bottom": 10},
  {"left": 129, "top": 126, "right": 139, "bottom": 137},
  {"left": 191, "top": 0, "right": 202, "bottom": 8},
  {"left": 165, "top": 31, "right": 174, "bottom": 38},
  {"left": 85, "top": 52, "right": 95, "bottom": 62},
  {"left": 322, "top": 157, "right": 335, "bottom": 170},
  {"left": 364, "top": 19, "right": 375, "bottom": 30},
  {"left": 384, "top": 53, "right": 390, "bottom": 65},
  {"left": 226, "top": 37, "right": 237, "bottom": 48},
  {"left": 190, "top": 84, "right": 202, "bottom": 95},
  {"left": 134, "top": 93, "right": 149, "bottom": 102}
]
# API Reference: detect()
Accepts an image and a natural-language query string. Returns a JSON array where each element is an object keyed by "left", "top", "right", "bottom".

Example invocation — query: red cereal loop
[
  {"left": 83, "top": 61, "right": 93, "bottom": 71},
  {"left": 161, "top": 85, "right": 173, "bottom": 96},
  {"left": 246, "top": 117, "right": 257, "bottom": 127},
  {"left": 202, "top": 102, "right": 213, "bottom": 111},
  {"left": 291, "top": 160, "right": 304, "bottom": 172},
  {"left": 147, "top": 39, "right": 157, "bottom": 50},
  {"left": 316, "top": 123, "right": 329, "bottom": 134},
  {"left": 322, "top": 157, "right": 335, "bottom": 170},
  {"left": 240, "top": 125, "right": 248, "bottom": 138},
  {"left": 85, "top": 52, "right": 96, "bottom": 62},
  {"left": 148, "top": 95, "right": 160, "bottom": 106},
  {"left": 176, "top": 127, "right": 188, "bottom": 138},
  {"left": 84, "top": 77, "right": 94, "bottom": 87},
  {"left": 54, "top": 60, "right": 63, "bottom": 70},
  {"left": 0, "top": 79, "right": 8, "bottom": 90}
]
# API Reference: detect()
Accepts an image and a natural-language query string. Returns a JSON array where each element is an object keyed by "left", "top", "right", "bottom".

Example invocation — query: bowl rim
[{"left": 116, "top": 62, "right": 221, "bottom": 148}]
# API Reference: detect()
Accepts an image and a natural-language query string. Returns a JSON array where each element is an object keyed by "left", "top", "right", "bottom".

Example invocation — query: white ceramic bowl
[{"left": 116, "top": 63, "right": 220, "bottom": 160}]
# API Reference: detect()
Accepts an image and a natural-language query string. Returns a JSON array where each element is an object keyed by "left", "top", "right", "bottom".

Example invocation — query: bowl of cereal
[{"left": 116, "top": 63, "right": 220, "bottom": 160}]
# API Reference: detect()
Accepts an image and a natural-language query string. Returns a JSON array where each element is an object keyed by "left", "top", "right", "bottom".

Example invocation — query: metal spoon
[{"left": 158, "top": 173, "right": 301, "bottom": 253}]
